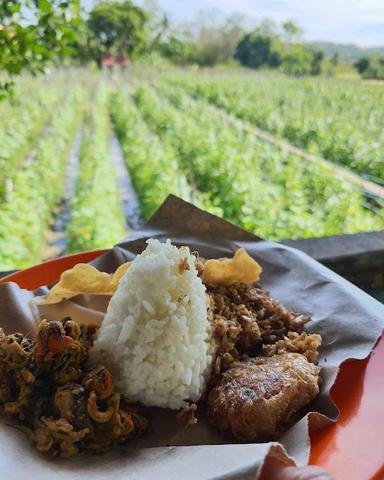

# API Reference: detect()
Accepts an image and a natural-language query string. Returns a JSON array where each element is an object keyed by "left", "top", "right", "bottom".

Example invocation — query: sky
[{"left": 137, "top": 0, "right": 384, "bottom": 47}]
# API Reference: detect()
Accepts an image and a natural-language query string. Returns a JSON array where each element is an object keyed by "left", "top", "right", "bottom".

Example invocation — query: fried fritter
[{"left": 207, "top": 353, "right": 320, "bottom": 441}]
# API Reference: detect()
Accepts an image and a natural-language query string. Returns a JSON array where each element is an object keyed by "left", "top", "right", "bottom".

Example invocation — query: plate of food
[{"left": 0, "top": 196, "right": 382, "bottom": 480}]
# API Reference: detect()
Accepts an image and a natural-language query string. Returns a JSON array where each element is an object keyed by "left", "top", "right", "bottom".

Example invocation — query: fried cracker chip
[
  {"left": 111, "top": 262, "right": 131, "bottom": 288},
  {"left": 38, "top": 262, "right": 131, "bottom": 305},
  {"left": 201, "top": 248, "right": 262, "bottom": 286}
]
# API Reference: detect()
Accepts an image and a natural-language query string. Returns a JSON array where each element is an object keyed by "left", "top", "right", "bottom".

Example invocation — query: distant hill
[{"left": 307, "top": 41, "right": 384, "bottom": 62}]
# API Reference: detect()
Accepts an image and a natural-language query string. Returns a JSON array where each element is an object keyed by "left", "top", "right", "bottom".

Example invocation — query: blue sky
[
  {"left": 144, "top": 0, "right": 384, "bottom": 46},
  {"left": 85, "top": 0, "right": 384, "bottom": 46}
]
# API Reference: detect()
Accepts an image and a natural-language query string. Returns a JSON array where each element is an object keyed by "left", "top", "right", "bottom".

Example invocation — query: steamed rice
[{"left": 90, "top": 239, "right": 213, "bottom": 409}]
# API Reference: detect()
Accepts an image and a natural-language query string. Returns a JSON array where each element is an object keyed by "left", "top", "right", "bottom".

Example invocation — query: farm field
[
  {"left": 0, "top": 68, "right": 383, "bottom": 270},
  {"left": 164, "top": 70, "right": 384, "bottom": 183}
]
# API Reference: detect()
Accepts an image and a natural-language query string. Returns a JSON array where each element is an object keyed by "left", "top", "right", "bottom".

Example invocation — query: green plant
[
  {"left": 67, "top": 83, "right": 126, "bottom": 252},
  {"left": 0, "top": 72, "right": 68, "bottom": 201},
  {"left": 87, "top": 1, "right": 148, "bottom": 58},
  {"left": 165, "top": 71, "right": 384, "bottom": 180},
  {"left": 133, "top": 79, "right": 383, "bottom": 239},
  {"left": 0, "top": 82, "right": 86, "bottom": 269},
  {"left": 111, "top": 87, "right": 215, "bottom": 219},
  {"left": 0, "top": 0, "right": 82, "bottom": 97}
]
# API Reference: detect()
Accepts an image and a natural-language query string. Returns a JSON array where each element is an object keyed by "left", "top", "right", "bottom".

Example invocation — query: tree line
[
  {"left": 82, "top": 5, "right": 325, "bottom": 76},
  {"left": 1, "top": 0, "right": 383, "bottom": 98}
]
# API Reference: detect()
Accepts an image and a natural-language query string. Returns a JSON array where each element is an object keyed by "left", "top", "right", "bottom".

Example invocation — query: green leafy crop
[{"left": 67, "top": 82, "right": 126, "bottom": 253}]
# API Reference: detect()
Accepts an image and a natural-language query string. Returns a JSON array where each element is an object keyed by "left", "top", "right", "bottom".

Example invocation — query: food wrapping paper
[{"left": 0, "top": 195, "right": 383, "bottom": 480}]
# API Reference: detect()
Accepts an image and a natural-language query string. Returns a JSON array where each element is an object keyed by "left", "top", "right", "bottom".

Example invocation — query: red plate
[{"left": 1, "top": 251, "right": 383, "bottom": 479}]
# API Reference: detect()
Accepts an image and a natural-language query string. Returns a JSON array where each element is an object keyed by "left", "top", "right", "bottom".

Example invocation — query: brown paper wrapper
[{"left": 0, "top": 195, "right": 383, "bottom": 479}]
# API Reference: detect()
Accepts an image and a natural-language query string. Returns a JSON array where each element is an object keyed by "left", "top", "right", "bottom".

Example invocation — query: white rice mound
[{"left": 90, "top": 239, "right": 213, "bottom": 409}]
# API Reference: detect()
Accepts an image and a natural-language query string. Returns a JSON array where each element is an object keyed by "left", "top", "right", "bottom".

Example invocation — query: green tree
[
  {"left": 281, "top": 43, "right": 313, "bottom": 75},
  {"left": 159, "top": 35, "right": 197, "bottom": 65},
  {"left": 281, "top": 44, "right": 323, "bottom": 76},
  {"left": 142, "top": 0, "right": 170, "bottom": 51},
  {"left": 235, "top": 31, "right": 283, "bottom": 68},
  {"left": 310, "top": 49, "right": 324, "bottom": 75},
  {"left": 361, "top": 57, "right": 384, "bottom": 80},
  {"left": 330, "top": 52, "right": 339, "bottom": 67},
  {"left": 192, "top": 12, "right": 246, "bottom": 66},
  {"left": 87, "top": 1, "right": 148, "bottom": 58},
  {"left": 354, "top": 57, "right": 370, "bottom": 74},
  {"left": 162, "top": 11, "right": 247, "bottom": 67},
  {"left": 219, "top": 13, "right": 247, "bottom": 61},
  {"left": 0, "top": 0, "right": 82, "bottom": 98},
  {"left": 194, "top": 42, "right": 224, "bottom": 67},
  {"left": 282, "top": 20, "right": 303, "bottom": 43}
]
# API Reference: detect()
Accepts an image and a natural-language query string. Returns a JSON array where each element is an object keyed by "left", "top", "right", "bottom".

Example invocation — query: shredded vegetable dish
[{"left": 0, "top": 318, "right": 147, "bottom": 456}]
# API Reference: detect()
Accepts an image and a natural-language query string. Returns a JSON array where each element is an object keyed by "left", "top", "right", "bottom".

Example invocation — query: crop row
[
  {"left": 0, "top": 72, "right": 70, "bottom": 201},
  {"left": 132, "top": 80, "right": 384, "bottom": 240},
  {"left": 67, "top": 83, "right": 127, "bottom": 253},
  {"left": 0, "top": 84, "right": 87, "bottom": 269},
  {"left": 2, "top": 70, "right": 383, "bottom": 269},
  {"left": 111, "top": 86, "right": 218, "bottom": 220},
  {"left": 163, "top": 72, "right": 384, "bottom": 181}
]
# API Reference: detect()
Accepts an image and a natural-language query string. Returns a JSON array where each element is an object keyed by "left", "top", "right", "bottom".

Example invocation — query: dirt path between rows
[
  {"left": 43, "top": 128, "right": 82, "bottom": 260},
  {"left": 109, "top": 134, "right": 142, "bottom": 230}
]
